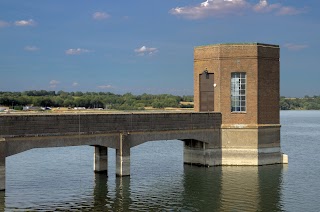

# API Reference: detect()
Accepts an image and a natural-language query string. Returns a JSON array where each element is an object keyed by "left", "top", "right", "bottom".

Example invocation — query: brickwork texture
[{"left": 194, "top": 43, "right": 280, "bottom": 126}]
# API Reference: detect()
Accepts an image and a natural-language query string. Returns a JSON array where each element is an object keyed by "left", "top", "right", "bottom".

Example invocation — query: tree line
[
  {"left": 0, "top": 90, "right": 194, "bottom": 110},
  {"left": 1, "top": 90, "right": 320, "bottom": 110},
  {"left": 280, "top": 96, "right": 320, "bottom": 110}
]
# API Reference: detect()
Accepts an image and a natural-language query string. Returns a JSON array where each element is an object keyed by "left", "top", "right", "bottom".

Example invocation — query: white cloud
[
  {"left": 72, "top": 82, "right": 79, "bottom": 87},
  {"left": 253, "top": 0, "right": 280, "bottom": 13},
  {"left": 253, "top": 0, "right": 304, "bottom": 15},
  {"left": 93, "top": 12, "right": 110, "bottom": 20},
  {"left": 0, "top": 20, "right": 10, "bottom": 28},
  {"left": 65, "top": 48, "right": 92, "bottom": 55},
  {"left": 98, "top": 85, "right": 113, "bottom": 89},
  {"left": 49, "top": 80, "right": 60, "bottom": 88},
  {"left": 276, "top": 6, "right": 305, "bottom": 16},
  {"left": 284, "top": 43, "right": 308, "bottom": 51},
  {"left": 24, "top": 46, "right": 39, "bottom": 51},
  {"left": 14, "top": 19, "right": 36, "bottom": 26},
  {"left": 170, "top": 0, "right": 305, "bottom": 19},
  {"left": 134, "top": 46, "right": 158, "bottom": 56},
  {"left": 170, "top": 0, "right": 249, "bottom": 19}
]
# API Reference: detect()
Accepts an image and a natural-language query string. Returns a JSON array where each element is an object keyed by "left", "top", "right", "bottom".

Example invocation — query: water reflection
[
  {"left": 92, "top": 173, "right": 109, "bottom": 211},
  {"left": 182, "top": 165, "right": 284, "bottom": 211},
  {"left": 112, "top": 177, "right": 131, "bottom": 211},
  {"left": 2, "top": 145, "right": 285, "bottom": 211},
  {"left": 89, "top": 165, "right": 284, "bottom": 211},
  {"left": 182, "top": 166, "right": 222, "bottom": 211},
  {"left": 88, "top": 173, "right": 132, "bottom": 211},
  {"left": 257, "top": 165, "right": 284, "bottom": 212},
  {"left": 1, "top": 165, "right": 284, "bottom": 211},
  {"left": 0, "top": 191, "right": 4, "bottom": 211}
]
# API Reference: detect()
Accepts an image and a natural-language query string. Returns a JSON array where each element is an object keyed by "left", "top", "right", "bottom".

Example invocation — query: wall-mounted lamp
[{"left": 203, "top": 68, "right": 209, "bottom": 79}]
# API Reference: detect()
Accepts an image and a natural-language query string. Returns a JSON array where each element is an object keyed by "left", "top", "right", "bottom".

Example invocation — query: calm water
[{"left": 1, "top": 111, "right": 320, "bottom": 211}]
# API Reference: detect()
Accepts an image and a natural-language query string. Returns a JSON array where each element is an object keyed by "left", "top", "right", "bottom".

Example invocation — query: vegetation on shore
[
  {"left": 280, "top": 96, "right": 320, "bottom": 110},
  {"left": 0, "top": 90, "right": 193, "bottom": 110},
  {"left": 1, "top": 90, "right": 320, "bottom": 110}
]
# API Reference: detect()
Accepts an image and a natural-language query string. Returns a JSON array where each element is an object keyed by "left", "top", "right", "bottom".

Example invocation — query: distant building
[
  {"left": 0, "top": 106, "right": 9, "bottom": 112},
  {"left": 23, "top": 106, "right": 41, "bottom": 111},
  {"left": 74, "top": 107, "right": 86, "bottom": 110}
]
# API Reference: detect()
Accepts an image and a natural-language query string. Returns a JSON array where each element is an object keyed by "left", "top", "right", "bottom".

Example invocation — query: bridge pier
[
  {"left": 184, "top": 139, "right": 222, "bottom": 166},
  {"left": 116, "top": 134, "right": 130, "bottom": 177},
  {"left": 94, "top": 146, "right": 108, "bottom": 173}
]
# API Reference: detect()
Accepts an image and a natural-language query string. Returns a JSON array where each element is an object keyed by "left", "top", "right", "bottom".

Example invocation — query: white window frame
[{"left": 231, "top": 72, "right": 246, "bottom": 112}]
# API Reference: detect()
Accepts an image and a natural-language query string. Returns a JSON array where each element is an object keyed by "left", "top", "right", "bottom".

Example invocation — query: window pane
[{"left": 231, "top": 72, "right": 246, "bottom": 112}]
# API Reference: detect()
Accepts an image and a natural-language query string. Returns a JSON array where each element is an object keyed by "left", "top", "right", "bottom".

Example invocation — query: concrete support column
[
  {"left": 94, "top": 146, "right": 108, "bottom": 173},
  {"left": 184, "top": 140, "right": 205, "bottom": 165},
  {"left": 184, "top": 139, "right": 221, "bottom": 166},
  {"left": 116, "top": 134, "right": 130, "bottom": 177},
  {"left": 0, "top": 139, "right": 6, "bottom": 191}
]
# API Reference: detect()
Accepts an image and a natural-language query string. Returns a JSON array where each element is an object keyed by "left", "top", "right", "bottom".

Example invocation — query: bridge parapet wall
[{"left": 0, "top": 112, "right": 221, "bottom": 138}]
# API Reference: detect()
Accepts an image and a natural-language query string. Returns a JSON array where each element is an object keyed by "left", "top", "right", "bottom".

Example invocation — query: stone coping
[
  {"left": 0, "top": 111, "right": 219, "bottom": 116},
  {"left": 195, "top": 42, "right": 279, "bottom": 48}
]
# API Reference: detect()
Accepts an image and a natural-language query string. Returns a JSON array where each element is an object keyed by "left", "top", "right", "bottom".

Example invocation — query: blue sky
[{"left": 0, "top": 0, "right": 319, "bottom": 96}]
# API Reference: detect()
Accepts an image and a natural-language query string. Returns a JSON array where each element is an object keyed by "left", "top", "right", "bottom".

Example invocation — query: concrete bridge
[{"left": 0, "top": 112, "right": 221, "bottom": 190}]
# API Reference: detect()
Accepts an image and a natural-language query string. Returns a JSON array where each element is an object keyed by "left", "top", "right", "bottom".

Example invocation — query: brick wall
[
  {"left": 258, "top": 46, "right": 280, "bottom": 124},
  {"left": 194, "top": 45, "right": 221, "bottom": 112},
  {"left": 194, "top": 43, "right": 280, "bottom": 125}
]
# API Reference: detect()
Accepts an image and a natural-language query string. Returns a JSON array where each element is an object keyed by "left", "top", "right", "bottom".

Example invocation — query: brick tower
[{"left": 193, "top": 43, "right": 288, "bottom": 165}]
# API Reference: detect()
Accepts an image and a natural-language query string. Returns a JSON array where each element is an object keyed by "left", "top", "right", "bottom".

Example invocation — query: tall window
[{"left": 231, "top": 72, "right": 246, "bottom": 112}]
